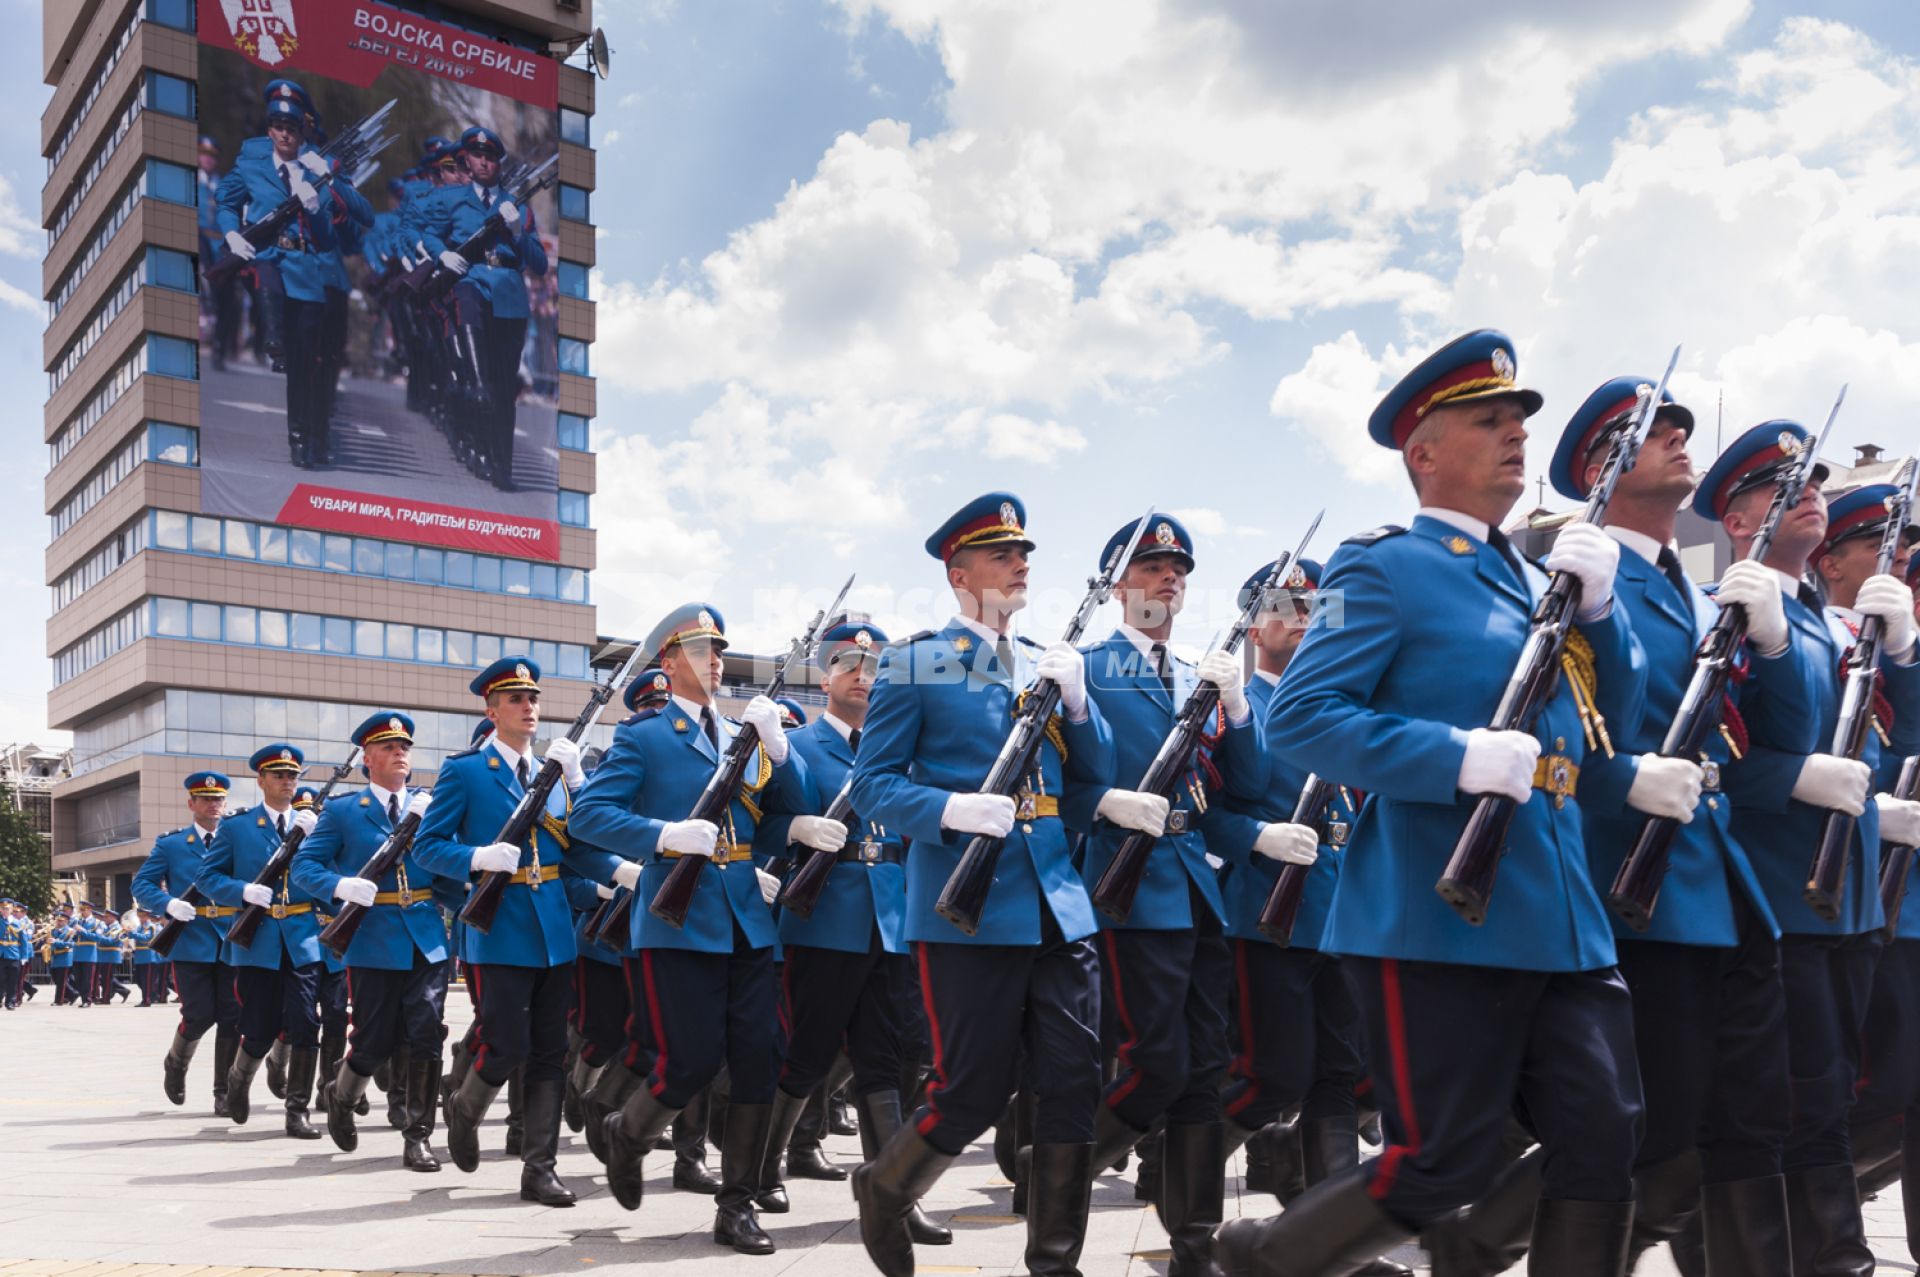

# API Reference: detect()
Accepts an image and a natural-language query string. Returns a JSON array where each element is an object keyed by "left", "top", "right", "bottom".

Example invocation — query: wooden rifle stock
[
  {"left": 776, "top": 780, "right": 858, "bottom": 920},
  {"left": 1257, "top": 776, "right": 1341, "bottom": 945},
  {"left": 228, "top": 750, "right": 364, "bottom": 949},
  {"left": 318, "top": 808, "right": 427, "bottom": 957},
  {"left": 1879, "top": 756, "right": 1920, "bottom": 938},
  {"left": 148, "top": 885, "right": 208, "bottom": 958}
]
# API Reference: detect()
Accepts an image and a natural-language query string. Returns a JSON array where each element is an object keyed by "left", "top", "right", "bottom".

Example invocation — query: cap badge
[
  {"left": 514, "top": 662, "right": 531, "bottom": 681},
  {"left": 1287, "top": 565, "right": 1308, "bottom": 588},
  {"left": 697, "top": 609, "right": 715, "bottom": 630},
  {"left": 1490, "top": 347, "right": 1515, "bottom": 381},
  {"left": 999, "top": 501, "right": 1019, "bottom": 527},
  {"left": 854, "top": 630, "right": 874, "bottom": 649},
  {"left": 389, "top": 717, "right": 403, "bottom": 734},
  {"left": 1777, "top": 432, "right": 1802, "bottom": 457},
  {"left": 1154, "top": 522, "right": 1176, "bottom": 546},
  {"left": 278, "top": 748, "right": 292, "bottom": 762}
]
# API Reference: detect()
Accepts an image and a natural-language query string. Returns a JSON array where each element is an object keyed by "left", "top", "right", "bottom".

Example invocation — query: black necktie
[
  {"left": 1148, "top": 642, "right": 1174, "bottom": 697},
  {"left": 279, "top": 162, "right": 291, "bottom": 190},
  {"left": 275, "top": 814, "right": 285, "bottom": 838},
  {"left": 848, "top": 728, "right": 862, "bottom": 751},
  {"left": 1656, "top": 548, "right": 1692, "bottom": 606},
  {"left": 1486, "top": 527, "right": 1525, "bottom": 583},
  {"left": 516, "top": 757, "right": 531, "bottom": 790},
  {"left": 701, "top": 707, "right": 719, "bottom": 751},
  {"left": 481, "top": 187, "right": 493, "bottom": 209},
  {"left": 1797, "top": 583, "right": 1822, "bottom": 612},
  {"left": 387, "top": 794, "right": 399, "bottom": 825},
  {"left": 994, "top": 638, "right": 1018, "bottom": 683}
]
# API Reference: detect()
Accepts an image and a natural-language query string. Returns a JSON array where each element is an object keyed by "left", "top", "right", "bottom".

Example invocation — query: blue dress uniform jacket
[
  {"left": 132, "top": 826, "right": 229, "bottom": 964},
  {"left": 415, "top": 184, "right": 547, "bottom": 320},
  {"left": 1578, "top": 547, "right": 1819, "bottom": 945},
  {"left": 70, "top": 920, "right": 98, "bottom": 964},
  {"left": 290, "top": 789, "right": 450, "bottom": 971},
  {"left": 569, "top": 706, "right": 811, "bottom": 955},
  {"left": 761, "top": 717, "right": 908, "bottom": 955},
  {"left": 851, "top": 622, "right": 1117, "bottom": 946},
  {"left": 48, "top": 925, "right": 73, "bottom": 968},
  {"left": 1723, "top": 593, "right": 1920, "bottom": 936},
  {"left": 412, "top": 745, "right": 611, "bottom": 968},
  {"left": 1065, "top": 630, "right": 1267, "bottom": 929},
  {"left": 1268, "top": 517, "right": 1648, "bottom": 973},
  {"left": 1212, "top": 674, "right": 1360, "bottom": 949},
  {"left": 198, "top": 806, "right": 323, "bottom": 970},
  {"left": 214, "top": 142, "right": 339, "bottom": 303}
]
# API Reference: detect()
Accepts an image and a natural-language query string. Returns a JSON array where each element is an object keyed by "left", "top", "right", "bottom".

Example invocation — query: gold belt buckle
[
  {"left": 1700, "top": 760, "right": 1721, "bottom": 793},
  {"left": 1327, "top": 821, "right": 1350, "bottom": 848},
  {"left": 858, "top": 839, "right": 882, "bottom": 864},
  {"left": 268, "top": 904, "right": 286, "bottom": 920},
  {"left": 1166, "top": 809, "right": 1190, "bottom": 835},
  {"left": 1015, "top": 791, "right": 1037, "bottom": 821}
]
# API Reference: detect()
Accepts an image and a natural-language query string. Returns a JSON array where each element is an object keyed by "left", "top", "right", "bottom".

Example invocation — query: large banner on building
[{"left": 196, "top": 0, "right": 564, "bottom": 560}]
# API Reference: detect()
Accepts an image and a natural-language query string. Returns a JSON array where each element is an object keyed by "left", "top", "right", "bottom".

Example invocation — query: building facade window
[
  {"left": 560, "top": 108, "right": 590, "bottom": 147},
  {"left": 558, "top": 183, "right": 590, "bottom": 222},
  {"left": 558, "top": 489, "right": 590, "bottom": 527},
  {"left": 557, "top": 259, "right": 589, "bottom": 299},
  {"left": 46, "top": 0, "right": 143, "bottom": 177},
  {"left": 557, "top": 412, "right": 590, "bottom": 451},
  {"left": 558, "top": 337, "right": 589, "bottom": 376}
]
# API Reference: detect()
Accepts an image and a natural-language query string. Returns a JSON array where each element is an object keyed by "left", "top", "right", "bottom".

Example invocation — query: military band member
[
  {"left": 0, "top": 899, "right": 25, "bottom": 1009},
  {"left": 850, "top": 493, "right": 1116, "bottom": 1277},
  {"left": 67, "top": 901, "right": 97, "bottom": 1005},
  {"left": 291, "top": 712, "right": 451, "bottom": 1171},
  {"left": 127, "top": 910, "right": 159, "bottom": 1006},
  {"left": 413, "top": 657, "right": 602, "bottom": 1206},
  {"left": 1545, "top": 381, "right": 1825, "bottom": 1274},
  {"left": 1700, "top": 425, "right": 1920, "bottom": 1272},
  {"left": 1219, "top": 332, "right": 1649, "bottom": 1276},
  {"left": 569, "top": 604, "right": 810, "bottom": 1254},
  {"left": 47, "top": 907, "right": 74, "bottom": 1005}
]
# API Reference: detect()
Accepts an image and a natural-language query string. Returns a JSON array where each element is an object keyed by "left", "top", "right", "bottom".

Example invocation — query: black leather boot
[
  {"left": 316, "top": 1022, "right": 343, "bottom": 1115},
  {"left": 1026, "top": 1143, "right": 1094, "bottom": 1277},
  {"left": 226, "top": 1047, "right": 265, "bottom": 1125},
  {"left": 1161, "top": 1124, "right": 1224, "bottom": 1277},
  {"left": 1698, "top": 1175, "right": 1789, "bottom": 1277},
  {"left": 504, "top": 1066, "right": 525, "bottom": 1156},
  {"left": 584, "top": 1058, "right": 643, "bottom": 1165},
  {"left": 1422, "top": 1146, "right": 1544, "bottom": 1277},
  {"left": 1527, "top": 1198, "right": 1632, "bottom": 1276},
  {"left": 212, "top": 1029, "right": 238, "bottom": 1118},
  {"left": 384, "top": 1044, "right": 408, "bottom": 1130},
  {"left": 403, "top": 1052, "right": 441, "bottom": 1173},
  {"left": 518, "top": 1077, "right": 576, "bottom": 1206},
  {"left": 1217, "top": 1168, "right": 1415, "bottom": 1277},
  {"left": 284, "top": 1048, "right": 322, "bottom": 1139},
  {"left": 1302, "top": 1117, "right": 1414, "bottom": 1276},
  {"left": 715, "top": 1100, "right": 776, "bottom": 1254},
  {"left": 605, "top": 1085, "right": 682, "bottom": 1211},
  {"left": 266, "top": 1038, "right": 289, "bottom": 1100},
  {"left": 1904, "top": 1115, "right": 1920, "bottom": 1263},
  {"left": 445, "top": 1030, "right": 472, "bottom": 1101},
  {"left": 787, "top": 1082, "right": 847, "bottom": 1181},
  {"left": 853, "top": 1123, "right": 957, "bottom": 1277},
  {"left": 1091, "top": 1103, "right": 1147, "bottom": 1175},
  {"left": 1624, "top": 1151, "right": 1700, "bottom": 1267},
  {"left": 327, "top": 1062, "right": 373, "bottom": 1151},
  {"left": 1669, "top": 1211, "right": 1708, "bottom": 1277},
  {"left": 162, "top": 1030, "right": 198, "bottom": 1106},
  {"left": 444, "top": 1070, "right": 502, "bottom": 1174},
  {"left": 758, "top": 1088, "right": 811, "bottom": 1213},
  {"left": 564, "top": 1048, "right": 597, "bottom": 1135},
  {"left": 1245, "top": 1119, "right": 1304, "bottom": 1202},
  {"left": 707, "top": 1083, "right": 730, "bottom": 1148},
  {"left": 1786, "top": 1164, "right": 1875, "bottom": 1276},
  {"left": 674, "top": 1086, "right": 720, "bottom": 1193},
  {"left": 858, "top": 1089, "right": 952, "bottom": 1246}
]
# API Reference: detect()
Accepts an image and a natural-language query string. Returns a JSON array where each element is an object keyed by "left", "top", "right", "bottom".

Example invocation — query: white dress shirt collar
[
  {"left": 1604, "top": 525, "right": 1668, "bottom": 567},
  {"left": 821, "top": 712, "right": 856, "bottom": 743},
  {"left": 1418, "top": 507, "right": 1493, "bottom": 543}
]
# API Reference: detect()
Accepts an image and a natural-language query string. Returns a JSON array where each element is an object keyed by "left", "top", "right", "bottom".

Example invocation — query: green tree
[{"left": 0, "top": 784, "right": 53, "bottom": 915}]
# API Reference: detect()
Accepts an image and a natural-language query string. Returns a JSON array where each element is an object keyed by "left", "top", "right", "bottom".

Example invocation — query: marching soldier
[
  {"left": 569, "top": 604, "right": 810, "bottom": 1254},
  {"left": 850, "top": 493, "right": 1116, "bottom": 1277},
  {"left": 292, "top": 712, "right": 451, "bottom": 1171},
  {"left": 1539, "top": 381, "right": 1824, "bottom": 1274},
  {"left": 756, "top": 619, "right": 951, "bottom": 1244},
  {"left": 47, "top": 906, "right": 75, "bottom": 1004},
  {"left": 134, "top": 772, "right": 242, "bottom": 1113},
  {"left": 198, "top": 744, "right": 325, "bottom": 1138},
  {"left": 127, "top": 910, "right": 159, "bottom": 1006},
  {"left": 1702, "top": 425, "right": 1920, "bottom": 1272},
  {"left": 68, "top": 900, "right": 98, "bottom": 1005},
  {"left": 1219, "top": 332, "right": 1649, "bottom": 1276},
  {"left": 0, "top": 899, "right": 24, "bottom": 1009},
  {"left": 412, "top": 657, "right": 603, "bottom": 1206},
  {"left": 1066, "top": 514, "right": 1268, "bottom": 1276}
]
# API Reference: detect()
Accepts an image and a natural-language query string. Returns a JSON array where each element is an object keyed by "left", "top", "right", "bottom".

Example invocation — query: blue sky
[{"left": 8, "top": 0, "right": 1920, "bottom": 741}]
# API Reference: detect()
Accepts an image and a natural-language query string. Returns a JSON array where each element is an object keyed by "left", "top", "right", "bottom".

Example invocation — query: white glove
[
  {"left": 223, "top": 230, "right": 257, "bottom": 261},
  {"left": 789, "top": 815, "right": 849, "bottom": 853},
  {"left": 297, "top": 152, "right": 329, "bottom": 178},
  {"left": 741, "top": 696, "right": 790, "bottom": 763},
  {"left": 1626, "top": 756, "right": 1704, "bottom": 823},
  {"left": 1457, "top": 728, "right": 1542, "bottom": 804},
  {"left": 439, "top": 250, "right": 470, "bottom": 275},
  {"left": 121, "top": 908, "right": 139, "bottom": 926},
  {"left": 333, "top": 878, "right": 376, "bottom": 908},
  {"left": 1857, "top": 574, "right": 1917, "bottom": 660},
  {"left": 1197, "top": 650, "right": 1249, "bottom": 721},
  {"left": 595, "top": 882, "right": 615, "bottom": 900},
  {"left": 659, "top": 819, "right": 719, "bottom": 858},
  {"left": 405, "top": 791, "right": 432, "bottom": 820},
  {"left": 1876, "top": 794, "right": 1920, "bottom": 847},
  {"left": 291, "top": 809, "right": 317, "bottom": 835},
  {"left": 241, "top": 883, "right": 273, "bottom": 908},
  {"left": 1715, "top": 560, "right": 1790, "bottom": 656},
  {"left": 756, "top": 868, "right": 781, "bottom": 904},
  {"left": 544, "top": 737, "right": 585, "bottom": 787},
  {"left": 611, "top": 859, "right": 642, "bottom": 891},
  {"left": 1037, "top": 641, "right": 1087, "bottom": 716},
  {"left": 289, "top": 175, "right": 321, "bottom": 213},
  {"left": 1096, "top": 789, "right": 1170, "bottom": 836},
  {"left": 470, "top": 842, "right": 521, "bottom": 874},
  {"left": 1792, "top": 755, "right": 1873, "bottom": 817},
  {"left": 496, "top": 199, "right": 519, "bottom": 226},
  {"left": 942, "top": 792, "right": 1017, "bottom": 838},
  {"left": 165, "top": 899, "right": 196, "bottom": 923},
  {"left": 1254, "top": 822, "right": 1320, "bottom": 865},
  {"left": 1545, "top": 520, "right": 1620, "bottom": 621}
]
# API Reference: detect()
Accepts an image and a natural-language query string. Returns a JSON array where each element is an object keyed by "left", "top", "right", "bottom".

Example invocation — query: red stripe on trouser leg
[
  {"left": 914, "top": 942, "right": 949, "bottom": 1138},
  {"left": 1367, "top": 958, "right": 1423, "bottom": 1203},
  {"left": 469, "top": 966, "right": 489, "bottom": 1076},
  {"left": 641, "top": 950, "right": 672, "bottom": 1098},
  {"left": 1225, "top": 938, "right": 1259, "bottom": 1119},
  {"left": 1101, "top": 930, "right": 1144, "bottom": 1108}
]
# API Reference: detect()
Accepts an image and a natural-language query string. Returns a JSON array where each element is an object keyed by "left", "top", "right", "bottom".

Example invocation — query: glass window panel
[
  {"left": 559, "top": 644, "right": 587, "bottom": 680},
  {"left": 558, "top": 185, "right": 590, "bottom": 221},
  {"left": 557, "top": 260, "right": 589, "bottom": 299},
  {"left": 416, "top": 547, "right": 443, "bottom": 584},
  {"left": 354, "top": 538, "right": 384, "bottom": 574},
  {"left": 164, "top": 728, "right": 189, "bottom": 752},
  {"left": 531, "top": 563, "right": 557, "bottom": 598},
  {"left": 531, "top": 640, "right": 557, "bottom": 672},
  {"left": 383, "top": 542, "right": 414, "bottom": 579},
  {"left": 148, "top": 423, "right": 198, "bottom": 465},
  {"left": 348, "top": 620, "right": 377, "bottom": 655},
  {"left": 186, "top": 732, "right": 219, "bottom": 757},
  {"left": 190, "top": 516, "right": 220, "bottom": 553},
  {"left": 556, "top": 413, "right": 589, "bottom": 451},
  {"left": 473, "top": 556, "right": 501, "bottom": 593},
  {"left": 558, "top": 490, "right": 590, "bottom": 527},
  {"left": 558, "top": 338, "right": 589, "bottom": 376},
  {"left": 224, "top": 520, "right": 257, "bottom": 559},
  {"left": 289, "top": 529, "right": 322, "bottom": 567},
  {"left": 224, "top": 605, "right": 256, "bottom": 646},
  {"left": 153, "top": 597, "right": 187, "bottom": 636},
  {"left": 145, "top": 159, "right": 197, "bottom": 205},
  {"left": 147, "top": 335, "right": 199, "bottom": 379},
  {"left": 285, "top": 699, "right": 316, "bottom": 739},
  {"left": 220, "top": 694, "right": 252, "bottom": 734},
  {"left": 189, "top": 602, "right": 221, "bottom": 640},
  {"left": 323, "top": 617, "right": 351, "bottom": 654},
  {"left": 154, "top": 510, "right": 187, "bottom": 549},
  {"left": 445, "top": 630, "right": 472, "bottom": 666},
  {"left": 186, "top": 689, "right": 220, "bottom": 731},
  {"left": 146, "top": 246, "right": 196, "bottom": 291},
  {"left": 257, "top": 697, "right": 287, "bottom": 737},
  {"left": 315, "top": 703, "right": 347, "bottom": 741},
  {"left": 445, "top": 552, "right": 474, "bottom": 588},
  {"left": 474, "top": 634, "right": 500, "bottom": 666},
  {"left": 558, "top": 567, "right": 585, "bottom": 603},
  {"left": 560, "top": 108, "right": 590, "bottom": 146},
  {"left": 385, "top": 623, "right": 415, "bottom": 660},
  {"left": 324, "top": 535, "right": 351, "bottom": 571},
  {"left": 502, "top": 559, "right": 531, "bottom": 595},
  {"left": 165, "top": 688, "right": 189, "bottom": 728},
  {"left": 258, "top": 610, "right": 288, "bottom": 647},
  {"left": 259, "top": 525, "right": 288, "bottom": 563},
  {"left": 291, "top": 613, "right": 322, "bottom": 651},
  {"left": 417, "top": 628, "right": 444, "bottom": 663}
]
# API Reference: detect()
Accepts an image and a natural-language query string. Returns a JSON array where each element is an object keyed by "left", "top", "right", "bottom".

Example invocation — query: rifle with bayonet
[
  {"left": 1804, "top": 454, "right": 1919, "bottom": 920},
  {"left": 934, "top": 509, "right": 1155, "bottom": 936},
  {"left": 1090, "top": 512, "right": 1324, "bottom": 923},
  {"left": 400, "top": 153, "right": 559, "bottom": 300},
  {"left": 318, "top": 799, "right": 429, "bottom": 958},
  {"left": 204, "top": 100, "right": 400, "bottom": 291},
  {"left": 1437, "top": 347, "right": 1681, "bottom": 925},
  {"left": 226, "top": 750, "right": 364, "bottom": 950}
]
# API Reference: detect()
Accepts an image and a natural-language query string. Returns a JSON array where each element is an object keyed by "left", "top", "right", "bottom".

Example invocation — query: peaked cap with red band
[{"left": 1367, "top": 329, "right": 1544, "bottom": 450}]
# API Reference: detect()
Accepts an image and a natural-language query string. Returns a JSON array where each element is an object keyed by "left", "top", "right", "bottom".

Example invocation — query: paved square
[{"left": 1, "top": 989, "right": 1908, "bottom": 1274}]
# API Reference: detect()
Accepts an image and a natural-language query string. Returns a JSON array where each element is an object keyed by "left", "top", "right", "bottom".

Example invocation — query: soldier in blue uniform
[
  {"left": 196, "top": 135, "right": 242, "bottom": 372},
  {"left": 412, "top": 126, "right": 548, "bottom": 490},
  {"left": 849, "top": 492, "right": 1116, "bottom": 1277},
  {"left": 136, "top": 772, "right": 243, "bottom": 1112},
  {"left": 412, "top": 657, "right": 604, "bottom": 1206},
  {"left": 1700, "top": 425, "right": 1920, "bottom": 1272},
  {"left": 1218, "top": 332, "right": 1649, "bottom": 1276},
  {"left": 127, "top": 910, "right": 159, "bottom": 1005},
  {"left": 47, "top": 907, "right": 75, "bottom": 1004},
  {"left": 198, "top": 744, "right": 325, "bottom": 1137},
  {"left": 69, "top": 901, "right": 100, "bottom": 1005},
  {"left": 292, "top": 712, "right": 452, "bottom": 1171},
  {"left": 1062, "top": 514, "right": 1267, "bottom": 1274},
  {"left": 569, "top": 604, "right": 810, "bottom": 1254},
  {"left": 0, "top": 899, "right": 24, "bottom": 1009}
]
